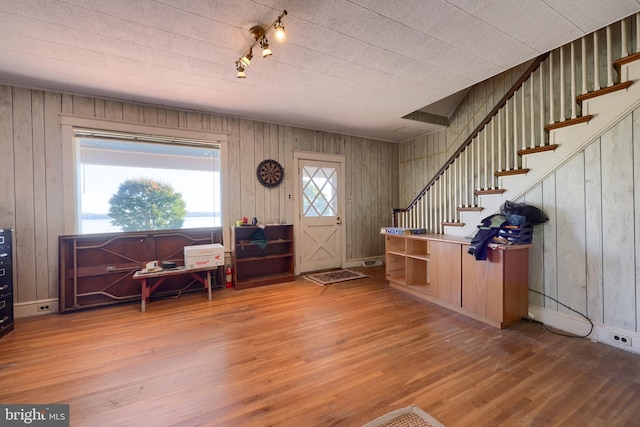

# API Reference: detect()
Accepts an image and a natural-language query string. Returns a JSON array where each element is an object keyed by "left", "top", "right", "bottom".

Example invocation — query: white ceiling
[{"left": 1, "top": 0, "right": 639, "bottom": 143}]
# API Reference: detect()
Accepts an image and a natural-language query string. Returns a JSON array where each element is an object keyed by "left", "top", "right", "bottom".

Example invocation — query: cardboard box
[{"left": 184, "top": 243, "right": 224, "bottom": 269}]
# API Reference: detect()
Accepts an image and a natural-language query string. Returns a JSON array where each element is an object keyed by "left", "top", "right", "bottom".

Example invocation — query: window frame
[{"left": 61, "top": 115, "right": 230, "bottom": 250}]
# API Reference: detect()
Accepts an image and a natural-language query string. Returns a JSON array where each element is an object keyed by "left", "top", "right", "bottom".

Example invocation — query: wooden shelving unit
[
  {"left": 385, "top": 232, "right": 531, "bottom": 329},
  {"left": 231, "top": 225, "right": 294, "bottom": 290}
]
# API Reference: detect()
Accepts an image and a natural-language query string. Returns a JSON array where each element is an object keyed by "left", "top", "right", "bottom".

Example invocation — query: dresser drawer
[
  {"left": 0, "top": 294, "right": 13, "bottom": 334},
  {"left": 0, "top": 229, "right": 12, "bottom": 265},
  {"left": 0, "top": 247, "right": 10, "bottom": 265},
  {"left": 0, "top": 262, "right": 12, "bottom": 297}
]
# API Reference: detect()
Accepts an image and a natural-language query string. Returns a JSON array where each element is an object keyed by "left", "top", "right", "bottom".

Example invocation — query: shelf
[
  {"left": 407, "top": 254, "right": 430, "bottom": 261},
  {"left": 387, "top": 250, "right": 406, "bottom": 256},
  {"left": 386, "top": 276, "right": 406, "bottom": 286},
  {"left": 235, "top": 272, "right": 295, "bottom": 290},
  {"left": 235, "top": 239, "right": 293, "bottom": 249},
  {"left": 235, "top": 253, "right": 293, "bottom": 263}
]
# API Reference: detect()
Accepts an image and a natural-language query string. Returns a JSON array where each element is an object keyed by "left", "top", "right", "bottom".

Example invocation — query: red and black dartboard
[{"left": 256, "top": 159, "right": 284, "bottom": 188}]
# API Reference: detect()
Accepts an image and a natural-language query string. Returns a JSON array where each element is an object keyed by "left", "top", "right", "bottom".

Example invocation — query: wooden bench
[{"left": 133, "top": 265, "right": 219, "bottom": 312}]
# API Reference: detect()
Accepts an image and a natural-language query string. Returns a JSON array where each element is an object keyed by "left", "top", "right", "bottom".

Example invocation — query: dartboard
[{"left": 256, "top": 159, "right": 284, "bottom": 188}]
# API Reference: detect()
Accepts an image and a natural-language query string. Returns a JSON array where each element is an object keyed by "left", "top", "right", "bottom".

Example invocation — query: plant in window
[{"left": 108, "top": 178, "right": 187, "bottom": 231}]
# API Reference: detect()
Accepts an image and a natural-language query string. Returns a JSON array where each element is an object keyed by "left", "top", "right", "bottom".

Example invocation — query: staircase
[{"left": 394, "top": 13, "right": 640, "bottom": 237}]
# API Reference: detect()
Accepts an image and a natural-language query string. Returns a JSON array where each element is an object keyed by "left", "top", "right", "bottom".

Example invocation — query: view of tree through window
[{"left": 77, "top": 137, "right": 221, "bottom": 234}]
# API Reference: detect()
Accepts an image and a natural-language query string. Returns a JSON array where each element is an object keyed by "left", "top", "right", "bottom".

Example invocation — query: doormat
[
  {"left": 304, "top": 269, "right": 368, "bottom": 285},
  {"left": 361, "top": 405, "right": 445, "bottom": 427}
]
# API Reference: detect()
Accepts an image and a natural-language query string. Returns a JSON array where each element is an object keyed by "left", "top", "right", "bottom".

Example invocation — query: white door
[{"left": 296, "top": 156, "right": 344, "bottom": 273}]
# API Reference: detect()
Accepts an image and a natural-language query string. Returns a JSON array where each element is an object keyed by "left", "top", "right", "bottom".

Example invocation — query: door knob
[{"left": 336, "top": 216, "right": 342, "bottom": 225}]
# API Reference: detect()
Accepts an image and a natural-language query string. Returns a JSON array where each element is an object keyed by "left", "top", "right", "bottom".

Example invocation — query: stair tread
[
  {"left": 545, "top": 115, "right": 593, "bottom": 131},
  {"left": 518, "top": 144, "right": 559, "bottom": 156},
  {"left": 474, "top": 188, "right": 506, "bottom": 195},
  {"left": 495, "top": 168, "right": 530, "bottom": 177},
  {"left": 576, "top": 81, "right": 633, "bottom": 104}
]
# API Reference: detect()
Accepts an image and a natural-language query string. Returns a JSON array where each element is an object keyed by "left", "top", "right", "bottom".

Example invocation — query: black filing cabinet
[{"left": 0, "top": 229, "right": 13, "bottom": 338}]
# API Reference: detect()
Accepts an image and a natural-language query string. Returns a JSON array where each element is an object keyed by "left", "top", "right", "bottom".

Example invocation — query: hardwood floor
[{"left": 2, "top": 266, "right": 640, "bottom": 426}]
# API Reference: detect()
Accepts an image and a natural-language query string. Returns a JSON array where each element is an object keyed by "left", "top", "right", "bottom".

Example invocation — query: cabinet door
[
  {"left": 462, "top": 248, "right": 504, "bottom": 322},
  {"left": 430, "top": 241, "right": 461, "bottom": 306}
]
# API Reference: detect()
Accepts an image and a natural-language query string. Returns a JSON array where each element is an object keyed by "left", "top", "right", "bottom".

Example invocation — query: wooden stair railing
[
  {"left": 392, "top": 52, "right": 549, "bottom": 219},
  {"left": 390, "top": 53, "right": 549, "bottom": 227}
]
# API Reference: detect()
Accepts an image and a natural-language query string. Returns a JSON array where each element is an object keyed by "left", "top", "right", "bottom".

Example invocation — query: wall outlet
[
  {"left": 610, "top": 332, "right": 632, "bottom": 346},
  {"left": 37, "top": 304, "right": 51, "bottom": 312}
]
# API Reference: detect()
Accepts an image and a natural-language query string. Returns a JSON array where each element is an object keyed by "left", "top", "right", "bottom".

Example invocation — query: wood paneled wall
[
  {"left": 523, "top": 107, "right": 640, "bottom": 332},
  {"left": 0, "top": 85, "right": 397, "bottom": 305}
]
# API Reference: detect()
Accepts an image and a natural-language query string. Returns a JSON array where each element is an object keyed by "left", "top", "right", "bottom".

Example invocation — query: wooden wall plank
[
  {"left": 94, "top": 99, "right": 105, "bottom": 119},
  {"left": 282, "top": 125, "right": 294, "bottom": 225},
  {"left": 31, "top": 91, "right": 49, "bottom": 300},
  {"left": 72, "top": 96, "right": 94, "bottom": 116},
  {"left": 0, "top": 86, "right": 15, "bottom": 227},
  {"left": 358, "top": 138, "right": 371, "bottom": 256},
  {"left": 601, "top": 114, "right": 636, "bottom": 329},
  {"left": 253, "top": 121, "right": 266, "bottom": 223},
  {"left": 239, "top": 120, "right": 255, "bottom": 222},
  {"left": 12, "top": 88, "right": 37, "bottom": 302},
  {"left": 345, "top": 136, "right": 354, "bottom": 259},
  {"left": 635, "top": 108, "right": 640, "bottom": 332},
  {"left": 43, "top": 92, "right": 63, "bottom": 298},
  {"left": 105, "top": 100, "right": 123, "bottom": 121},
  {"left": 523, "top": 184, "right": 544, "bottom": 306},
  {"left": 541, "top": 175, "right": 558, "bottom": 310},
  {"left": 143, "top": 106, "right": 158, "bottom": 125},
  {"left": 554, "top": 153, "right": 587, "bottom": 315},
  {"left": 227, "top": 118, "right": 241, "bottom": 223},
  {"left": 268, "top": 123, "right": 280, "bottom": 224},
  {"left": 166, "top": 110, "right": 179, "bottom": 128},
  {"left": 123, "top": 103, "right": 143, "bottom": 123},
  {"left": 584, "top": 139, "right": 604, "bottom": 323}
]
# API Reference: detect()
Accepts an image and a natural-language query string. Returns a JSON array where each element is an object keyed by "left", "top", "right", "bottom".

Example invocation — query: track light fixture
[{"left": 236, "top": 9, "right": 287, "bottom": 78}]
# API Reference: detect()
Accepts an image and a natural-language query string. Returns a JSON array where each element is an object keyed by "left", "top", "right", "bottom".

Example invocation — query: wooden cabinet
[
  {"left": 0, "top": 229, "right": 13, "bottom": 339},
  {"left": 231, "top": 225, "right": 294, "bottom": 289},
  {"left": 430, "top": 241, "right": 462, "bottom": 307},
  {"left": 385, "top": 232, "right": 530, "bottom": 329},
  {"left": 462, "top": 245, "right": 529, "bottom": 327}
]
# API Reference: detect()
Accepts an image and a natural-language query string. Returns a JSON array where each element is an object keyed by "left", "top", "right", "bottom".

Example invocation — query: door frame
[{"left": 293, "top": 150, "right": 346, "bottom": 275}]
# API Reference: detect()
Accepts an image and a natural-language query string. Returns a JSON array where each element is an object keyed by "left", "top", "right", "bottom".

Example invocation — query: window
[
  {"left": 74, "top": 128, "right": 221, "bottom": 234},
  {"left": 301, "top": 165, "right": 338, "bottom": 217}
]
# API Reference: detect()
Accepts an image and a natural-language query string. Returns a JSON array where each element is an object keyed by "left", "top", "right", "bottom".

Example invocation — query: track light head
[
  {"left": 240, "top": 48, "right": 253, "bottom": 68},
  {"left": 260, "top": 37, "right": 272, "bottom": 58},
  {"left": 273, "top": 19, "right": 286, "bottom": 43},
  {"left": 236, "top": 61, "right": 246, "bottom": 78}
]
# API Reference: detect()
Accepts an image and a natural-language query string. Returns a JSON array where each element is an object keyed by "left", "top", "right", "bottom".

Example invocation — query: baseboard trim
[
  {"left": 14, "top": 298, "right": 59, "bottom": 318},
  {"left": 345, "top": 257, "right": 384, "bottom": 269},
  {"left": 528, "top": 305, "right": 640, "bottom": 354}
]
